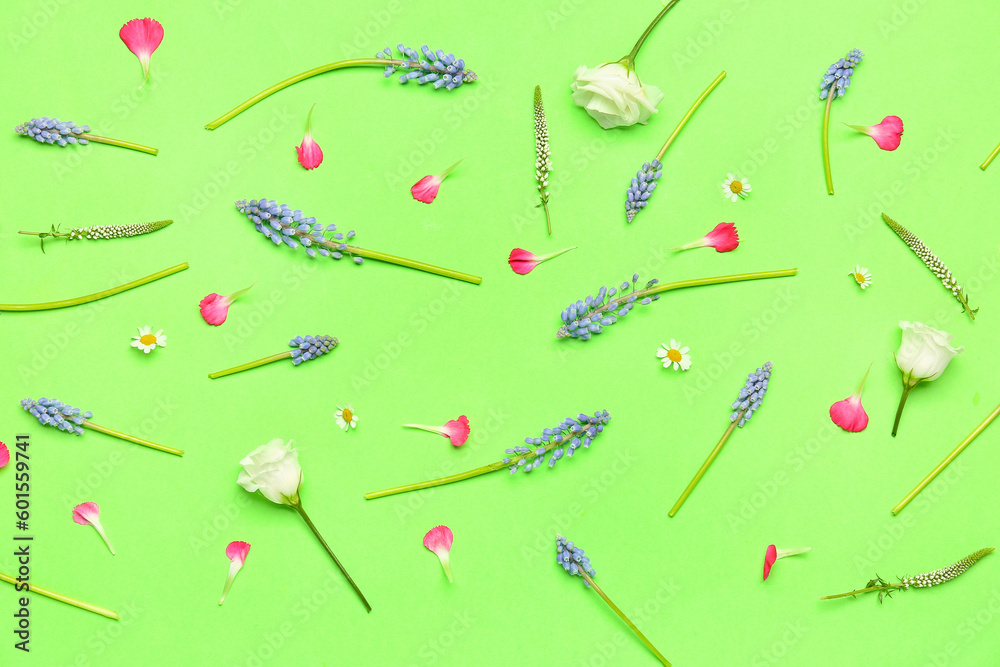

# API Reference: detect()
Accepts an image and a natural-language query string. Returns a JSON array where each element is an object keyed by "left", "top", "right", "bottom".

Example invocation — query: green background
[{"left": 2, "top": 0, "right": 999, "bottom": 664}]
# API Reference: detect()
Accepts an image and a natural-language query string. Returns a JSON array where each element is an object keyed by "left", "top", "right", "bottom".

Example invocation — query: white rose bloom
[
  {"left": 238, "top": 438, "right": 302, "bottom": 505},
  {"left": 570, "top": 62, "right": 664, "bottom": 129},
  {"left": 895, "top": 321, "right": 963, "bottom": 384}
]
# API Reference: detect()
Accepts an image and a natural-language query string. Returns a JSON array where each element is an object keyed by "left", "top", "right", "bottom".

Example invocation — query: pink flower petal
[
  {"left": 72, "top": 501, "right": 100, "bottom": 526},
  {"left": 226, "top": 540, "right": 251, "bottom": 566},
  {"left": 119, "top": 18, "right": 164, "bottom": 83},
  {"left": 0, "top": 442, "right": 8, "bottom": 468},
  {"left": 442, "top": 416, "right": 470, "bottom": 447},
  {"left": 411, "top": 175, "right": 442, "bottom": 203},
  {"left": 848, "top": 116, "right": 904, "bottom": 151},
  {"left": 830, "top": 395, "right": 869, "bottom": 432},
  {"left": 508, "top": 248, "right": 542, "bottom": 274},
  {"left": 295, "top": 104, "right": 323, "bottom": 170},
  {"left": 199, "top": 293, "right": 232, "bottom": 326},
  {"left": 703, "top": 222, "right": 740, "bottom": 252},
  {"left": 424, "top": 525, "right": 454, "bottom": 583},
  {"left": 763, "top": 544, "right": 777, "bottom": 580}
]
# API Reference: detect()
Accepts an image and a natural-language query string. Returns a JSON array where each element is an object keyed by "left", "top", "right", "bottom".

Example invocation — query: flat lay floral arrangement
[{"left": 3, "top": 1, "right": 1000, "bottom": 665}]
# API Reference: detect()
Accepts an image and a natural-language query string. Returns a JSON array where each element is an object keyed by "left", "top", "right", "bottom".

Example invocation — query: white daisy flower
[
  {"left": 130, "top": 326, "right": 166, "bottom": 354},
  {"left": 656, "top": 339, "right": 691, "bottom": 371},
  {"left": 850, "top": 265, "right": 872, "bottom": 289},
  {"left": 722, "top": 173, "right": 751, "bottom": 202},
  {"left": 335, "top": 404, "right": 359, "bottom": 431}
]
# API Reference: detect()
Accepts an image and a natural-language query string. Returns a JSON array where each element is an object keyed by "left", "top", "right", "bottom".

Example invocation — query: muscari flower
[
  {"left": 820, "top": 49, "right": 864, "bottom": 194},
  {"left": 365, "top": 411, "right": 610, "bottom": 499},
  {"left": 624, "top": 71, "right": 727, "bottom": 223},
  {"left": 15, "top": 117, "right": 158, "bottom": 155},
  {"left": 557, "top": 535, "right": 670, "bottom": 665},
  {"left": 669, "top": 362, "right": 773, "bottom": 516},
  {"left": 722, "top": 174, "right": 751, "bottom": 201},
  {"left": 656, "top": 340, "right": 691, "bottom": 371},
  {"left": 295, "top": 104, "right": 323, "bottom": 170},
  {"left": 234, "top": 199, "right": 481, "bottom": 284},
  {"left": 403, "top": 416, "right": 470, "bottom": 447},
  {"left": 72, "top": 502, "right": 115, "bottom": 555},
  {"left": 335, "top": 404, "right": 359, "bottom": 431},
  {"left": 219, "top": 541, "right": 250, "bottom": 605},
  {"left": 669, "top": 222, "right": 739, "bottom": 253},
  {"left": 534, "top": 85, "right": 552, "bottom": 234},
  {"left": 20, "top": 397, "right": 182, "bottom": 456},
  {"left": 763, "top": 545, "right": 810, "bottom": 581},
  {"left": 19, "top": 220, "right": 173, "bottom": 253},
  {"left": 883, "top": 212, "right": 976, "bottom": 319},
  {"left": 131, "top": 326, "right": 166, "bottom": 354},
  {"left": 829, "top": 364, "right": 872, "bottom": 433},
  {"left": 850, "top": 265, "right": 872, "bottom": 289},
  {"left": 199, "top": 283, "right": 255, "bottom": 326},
  {"left": 821, "top": 548, "right": 994, "bottom": 603},
  {"left": 507, "top": 247, "right": 576, "bottom": 275},
  {"left": 209, "top": 335, "right": 338, "bottom": 379},
  {"left": 119, "top": 18, "right": 163, "bottom": 87},
  {"left": 411, "top": 159, "right": 462, "bottom": 203},
  {"left": 424, "top": 526, "right": 454, "bottom": 583},
  {"left": 205, "top": 44, "right": 477, "bottom": 130},
  {"left": 846, "top": 115, "right": 903, "bottom": 151}
]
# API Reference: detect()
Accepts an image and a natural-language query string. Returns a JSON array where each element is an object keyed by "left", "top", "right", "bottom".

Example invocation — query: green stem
[
  {"left": 981, "top": 140, "right": 1000, "bottom": 170},
  {"left": 822, "top": 90, "right": 835, "bottom": 194},
  {"left": 78, "top": 133, "right": 158, "bottom": 156},
  {"left": 348, "top": 246, "right": 482, "bottom": 285},
  {"left": 654, "top": 71, "right": 726, "bottom": 162},
  {"left": 292, "top": 502, "right": 371, "bottom": 613},
  {"left": 669, "top": 412, "right": 743, "bottom": 517},
  {"left": 891, "top": 383, "right": 914, "bottom": 437},
  {"left": 0, "top": 572, "right": 118, "bottom": 620},
  {"left": 892, "top": 400, "right": 1000, "bottom": 515},
  {"left": 541, "top": 199, "right": 551, "bottom": 236},
  {"left": 820, "top": 583, "right": 903, "bottom": 600},
  {"left": 84, "top": 421, "right": 183, "bottom": 457},
  {"left": 208, "top": 351, "right": 293, "bottom": 379},
  {"left": 623, "top": 0, "right": 682, "bottom": 67},
  {"left": 0, "top": 262, "right": 188, "bottom": 312},
  {"left": 205, "top": 58, "right": 400, "bottom": 130},
  {"left": 578, "top": 569, "right": 671, "bottom": 666}
]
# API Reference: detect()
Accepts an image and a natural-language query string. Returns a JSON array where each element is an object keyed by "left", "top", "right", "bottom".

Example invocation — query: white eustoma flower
[
  {"left": 237, "top": 438, "right": 302, "bottom": 505},
  {"left": 570, "top": 62, "right": 663, "bottom": 129}
]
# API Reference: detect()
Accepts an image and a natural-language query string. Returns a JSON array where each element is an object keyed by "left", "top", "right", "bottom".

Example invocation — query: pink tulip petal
[
  {"left": 763, "top": 544, "right": 777, "bottom": 580},
  {"left": 119, "top": 18, "right": 164, "bottom": 83},
  {"left": 508, "top": 248, "right": 542, "bottom": 274},
  {"left": 442, "top": 416, "right": 470, "bottom": 447},
  {"left": 0, "top": 442, "right": 8, "bottom": 468},
  {"left": 199, "top": 293, "right": 232, "bottom": 326},
  {"left": 424, "top": 525, "right": 454, "bottom": 583},
  {"left": 848, "top": 116, "right": 903, "bottom": 151},
  {"left": 830, "top": 396, "right": 869, "bottom": 432},
  {"left": 411, "top": 175, "right": 442, "bottom": 203}
]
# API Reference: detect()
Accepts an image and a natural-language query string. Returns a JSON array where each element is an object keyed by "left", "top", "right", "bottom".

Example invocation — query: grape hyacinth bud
[
  {"left": 504, "top": 411, "right": 610, "bottom": 474},
  {"left": 730, "top": 362, "right": 772, "bottom": 427},
  {"left": 625, "top": 159, "right": 662, "bottom": 223},
  {"left": 820, "top": 49, "right": 863, "bottom": 100},
  {"left": 376, "top": 44, "right": 477, "bottom": 90},
  {"left": 15, "top": 117, "right": 89, "bottom": 146},
  {"left": 289, "top": 335, "right": 338, "bottom": 366},
  {"left": 556, "top": 535, "right": 596, "bottom": 584},
  {"left": 557, "top": 274, "right": 659, "bottom": 340},
  {"left": 20, "top": 398, "right": 91, "bottom": 435}
]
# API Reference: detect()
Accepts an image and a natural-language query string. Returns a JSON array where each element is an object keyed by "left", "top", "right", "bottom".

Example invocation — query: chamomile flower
[
  {"left": 335, "top": 404, "right": 359, "bottom": 431},
  {"left": 656, "top": 339, "right": 691, "bottom": 371},
  {"left": 130, "top": 326, "right": 166, "bottom": 354},
  {"left": 722, "top": 173, "right": 751, "bottom": 202},
  {"left": 850, "top": 265, "right": 872, "bottom": 289}
]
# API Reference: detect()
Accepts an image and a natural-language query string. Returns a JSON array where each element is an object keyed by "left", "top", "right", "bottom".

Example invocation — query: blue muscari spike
[
  {"left": 382, "top": 44, "right": 477, "bottom": 88},
  {"left": 729, "top": 361, "right": 773, "bottom": 427},
  {"left": 15, "top": 117, "right": 90, "bottom": 146},
  {"left": 21, "top": 397, "right": 90, "bottom": 435},
  {"left": 625, "top": 159, "right": 665, "bottom": 222},
  {"left": 287, "top": 335, "right": 338, "bottom": 366},
  {"left": 556, "top": 535, "right": 597, "bottom": 585},
  {"left": 820, "top": 49, "right": 863, "bottom": 100},
  {"left": 235, "top": 200, "right": 358, "bottom": 264},
  {"left": 506, "top": 411, "right": 610, "bottom": 474}
]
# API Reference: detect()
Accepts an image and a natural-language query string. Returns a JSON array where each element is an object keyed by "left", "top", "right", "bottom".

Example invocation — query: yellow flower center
[
  {"left": 854, "top": 273, "right": 866, "bottom": 284},
  {"left": 342, "top": 408, "right": 353, "bottom": 422},
  {"left": 729, "top": 179, "right": 743, "bottom": 194},
  {"left": 667, "top": 348, "right": 682, "bottom": 363},
  {"left": 140, "top": 334, "right": 157, "bottom": 345}
]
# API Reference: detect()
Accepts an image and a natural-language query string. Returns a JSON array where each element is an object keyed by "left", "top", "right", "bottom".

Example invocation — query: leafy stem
[{"left": 820, "top": 576, "right": 904, "bottom": 602}]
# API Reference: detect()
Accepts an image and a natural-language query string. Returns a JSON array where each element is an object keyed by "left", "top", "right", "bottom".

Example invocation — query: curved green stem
[
  {"left": 208, "top": 351, "right": 292, "bottom": 379},
  {"left": 0, "top": 572, "right": 118, "bottom": 620},
  {"left": 669, "top": 412, "right": 742, "bottom": 517},
  {"left": 84, "top": 421, "right": 183, "bottom": 456},
  {"left": 292, "top": 502, "right": 371, "bottom": 613},
  {"left": 892, "top": 400, "right": 1000, "bottom": 515},
  {"left": 579, "top": 570, "right": 671, "bottom": 666},
  {"left": 981, "top": 140, "right": 1000, "bottom": 171},
  {"left": 349, "top": 246, "right": 482, "bottom": 285},
  {"left": 822, "top": 91, "right": 835, "bottom": 194},
  {"left": 655, "top": 71, "right": 726, "bottom": 162},
  {"left": 891, "top": 384, "right": 914, "bottom": 437},
  {"left": 623, "top": 0, "right": 682, "bottom": 67},
  {"left": 0, "top": 262, "right": 188, "bottom": 312},
  {"left": 78, "top": 133, "right": 158, "bottom": 156},
  {"left": 205, "top": 58, "right": 397, "bottom": 130}
]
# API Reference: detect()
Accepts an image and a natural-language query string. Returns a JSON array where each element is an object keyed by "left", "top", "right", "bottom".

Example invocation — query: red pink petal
[
  {"left": 296, "top": 104, "right": 324, "bottom": 170},
  {"left": 0, "top": 442, "right": 8, "bottom": 468},
  {"left": 424, "top": 525, "right": 454, "bottom": 583},
  {"left": 411, "top": 175, "right": 442, "bottom": 203},
  {"left": 671, "top": 223, "right": 739, "bottom": 253},
  {"left": 119, "top": 18, "right": 164, "bottom": 85},
  {"left": 508, "top": 246, "right": 576, "bottom": 275},
  {"left": 847, "top": 116, "right": 904, "bottom": 151},
  {"left": 199, "top": 284, "right": 254, "bottom": 326},
  {"left": 830, "top": 396, "right": 869, "bottom": 432},
  {"left": 220, "top": 541, "right": 251, "bottom": 605},
  {"left": 73, "top": 502, "right": 115, "bottom": 555},
  {"left": 763, "top": 544, "right": 777, "bottom": 580},
  {"left": 442, "top": 416, "right": 470, "bottom": 447}
]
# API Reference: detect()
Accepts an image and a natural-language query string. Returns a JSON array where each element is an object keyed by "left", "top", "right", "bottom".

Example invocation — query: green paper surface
[{"left": 2, "top": 0, "right": 1000, "bottom": 664}]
